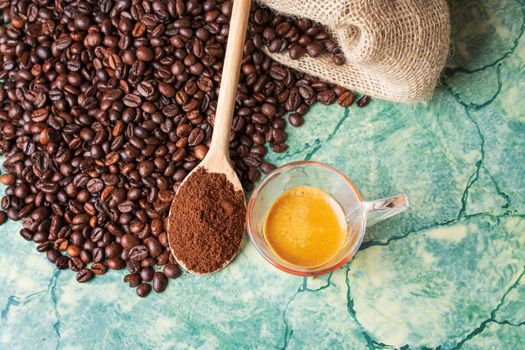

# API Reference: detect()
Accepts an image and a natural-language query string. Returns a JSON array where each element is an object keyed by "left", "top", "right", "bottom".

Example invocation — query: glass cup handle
[{"left": 362, "top": 194, "right": 409, "bottom": 227}]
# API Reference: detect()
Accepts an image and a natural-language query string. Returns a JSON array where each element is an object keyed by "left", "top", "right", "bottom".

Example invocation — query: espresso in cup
[{"left": 264, "top": 186, "right": 347, "bottom": 268}]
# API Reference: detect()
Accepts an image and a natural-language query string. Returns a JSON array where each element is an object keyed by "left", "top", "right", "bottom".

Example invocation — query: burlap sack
[{"left": 257, "top": 0, "right": 450, "bottom": 103}]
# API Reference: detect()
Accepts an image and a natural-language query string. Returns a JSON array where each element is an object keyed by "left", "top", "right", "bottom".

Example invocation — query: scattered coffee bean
[
  {"left": 0, "top": 211, "right": 7, "bottom": 226},
  {"left": 56, "top": 256, "right": 70, "bottom": 270},
  {"left": 76, "top": 269, "right": 94, "bottom": 283},
  {"left": 153, "top": 272, "right": 168, "bottom": 293},
  {"left": 46, "top": 249, "right": 60, "bottom": 264},
  {"left": 107, "top": 257, "right": 125, "bottom": 270},
  {"left": 163, "top": 264, "right": 182, "bottom": 280},
  {"left": 91, "top": 263, "right": 107, "bottom": 275},
  {"left": 136, "top": 283, "right": 152, "bottom": 298},
  {"left": 337, "top": 91, "right": 355, "bottom": 107},
  {"left": 124, "top": 273, "right": 141, "bottom": 288},
  {"left": 140, "top": 267, "right": 155, "bottom": 282},
  {"left": 288, "top": 113, "right": 304, "bottom": 127},
  {"left": 356, "top": 95, "right": 371, "bottom": 108},
  {"left": 0, "top": 174, "right": 15, "bottom": 186},
  {"left": 68, "top": 257, "right": 85, "bottom": 272}
]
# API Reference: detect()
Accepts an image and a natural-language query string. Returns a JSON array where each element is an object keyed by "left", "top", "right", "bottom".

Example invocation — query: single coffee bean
[
  {"left": 318, "top": 90, "right": 337, "bottom": 105},
  {"left": 0, "top": 211, "right": 7, "bottom": 225},
  {"left": 121, "top": 234, "right": 140, "bottom": 250},
  {"left": 140, "top": 267, "right": 155, "bottom": 282},
  {"left": 152, "top": 272, "right": 168, "bottom": 292},
  {"left": 288, "top": 44, "right": 306, "bottom": 59},
  {"left": 144, "top": 237, "right": 163, "bottom": 257},
  {"left": 356, "top": 95, "right": 371, "bottom": 108},
  {"left": 86, "top": 178, "right": 104, "bottom": 194},
  {"left": 67, "top": 245, "right": 80, "bottom": 257},
  {"left": 0, "top": 174, "right": 15, "bottom": 185},
  {"left": 306, "top": 41, "right": 323, "bottom": 57},
  {"left": 46, "top": 249, "right": 61, "bottom": 264},
  {"left": 76, "top": 269, "right": 94, "bottom": 283},
  {"left": 163, "top": 263, "right": 181, "bottom": 279},
  {"left": 107, "top": 257, "right": 125, "bottom": 270},
  {"left": 117, "top": 201, "right": 134, "bottom": 213},
  {"left": 80, "top": 250, "right": 92, "bottom": 264},
  {"left": 123, "top": 94, "right": 142, "bottom": 108},
  {"left": 136, "top": 47, "right": 154, "bottom": 61},
  {"left": 129, "top": 245, "right": 149, "bottom": 261},
  {"left": 288, "top": 113, "right": 304, "bottom": 127},
  {"left": 68, "top": 257, "right": 85, "bottom": 272},
  {"left": 136, "top": 283, "right": 152, "bottom": 297},
  {"left": 124, "top": 273, "right": 141, "bottom": 288},
  {"left": 92, "top": 247, "right": 105, "bottom": 263},
  {"left": 91, "top": 262, "right": 107, "bottom": 275},
  {"left": 37, "top": 241, "right": 51, "bottom": 253},
  {"left": 337, "top": 91, "right": 354, "bottom": 107},
  {"left": 56, "top": 255, "right": 70, "bottom": 270},
  {"left": 127, "top": 260, "right": 141, "bottom": 274}
]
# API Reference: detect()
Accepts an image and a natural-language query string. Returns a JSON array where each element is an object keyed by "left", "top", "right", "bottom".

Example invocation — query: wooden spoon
[{"left": 167, "top": 0, "right": 252, "bottom": 274}]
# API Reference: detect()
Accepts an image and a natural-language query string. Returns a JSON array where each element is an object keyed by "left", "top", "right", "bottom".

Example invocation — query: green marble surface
[{"left": 1, "top": 0, "right": 524, "bottom": 349}]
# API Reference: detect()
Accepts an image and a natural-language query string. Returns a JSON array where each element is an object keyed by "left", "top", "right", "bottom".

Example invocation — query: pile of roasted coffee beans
[
  {"left": 0, "top": 0, "right": 369, "bottom": 297},
  {"left": 250, "top": 5, "right": 346, "bottom": 64}
]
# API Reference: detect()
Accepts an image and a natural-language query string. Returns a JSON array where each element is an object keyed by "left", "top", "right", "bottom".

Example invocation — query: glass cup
[{"left": 246, "top": 161, "right": 409, "bottom": 276}]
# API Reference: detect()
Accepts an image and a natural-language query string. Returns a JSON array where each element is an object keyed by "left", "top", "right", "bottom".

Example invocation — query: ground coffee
[{"left": 168, "top": 168, "right": 245, "bottom": 274}]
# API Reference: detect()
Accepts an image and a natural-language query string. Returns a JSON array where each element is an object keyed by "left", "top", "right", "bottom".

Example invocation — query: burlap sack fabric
[{"left": 257, "top": 0, "right": 450, "bottom": 103}]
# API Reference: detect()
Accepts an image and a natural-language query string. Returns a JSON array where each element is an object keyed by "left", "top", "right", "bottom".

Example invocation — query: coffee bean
[
  {"left": 144, "top": 237, "right": 163, "bottom": 257},
  {"left": 137, "top": 81, "right": 156, "bottom": 99},
  {"left": 0, "top": 174, "right": 15, "bottom": 186},
  {"left": 163, "top": 264, "right": 182, "bottom": 279},
  {"left": 117, "top": 199, "right": 134, "bottom": 212},
  {"left": 80, "top": 250, "right": 92, "bottom": 264},
  {"left": 244, "top": 153, "right": 262, "bottom": 167},
  {"left": 259, "top": 162, "right": 276, "bottom": 175},
  {"left": 136, "top": 47, "right": 154, "bottom": 61},
  {"left": 337, "top": 91, "right": 355, "bottom": 107},
  {"left": 318, "top": 90, "right": 337, "bottom": 105},
  {"left": 130, "top": 245, "right": 149, "bottom": 261},
  {"left": 76, "top": 269, "right": 94, "bottom": 283},
  {"left": 332, "top": 53, "right": 346, "bottom": 65},
  {"left": 46, "top": 249, "right": 60, "bottom": 264},
  {"left": 107, "top": 257, "right": 125, "bottom": 270},
  {"left": 91, "top": 263, "right": 107, "bottom": 275},
  {"left": 127, "top": 260, "right": 141, "bottom": 274},
  {"left": 288, "top": 113, "right": 304, "bottom": 127},
  {"left": 68, "top": 257, "right": 85, "bottom": 272},
  {"left": 86, "top": 178, "right": 104, "bottom": 194},
  {"left": 306, "top": 41, "right": 323, "bottom": 57},
  {"left": 92, "top": 247, "right": 105, "bottom": 263},
  {"left": 56, "top": 255, "right": 70, "bottom": 270},
  {"left": 123, "top": 94, "right": 142, "bottom": 108},
  {"left": 140, "top": 267, "right": 155, "bottom": 282},
  {"left": 356, "top": 95, "right": 371, "bottom": 108},
  {"left": 0, "top": 211, "right": 7, "bottom": 226},
  {"left": 152, "top": 272, "right": 168, "bottom": 293},
  {"left": 66, "top": 244, "right": 79, "bottom": 257},
  {"left": 136, "top": 283, "right": 151, "bottom": 297},
  {"left": 121, "top": 234, "right": 140, "bottom": 250},
  {"left": 105, "top": 243, "right": 122, "bottom": 259},
  {"left": 124, "top": 273, "right": 141, "bottom": 288},
  {"left": 289, "top": 44, "right": 306, "bottom": 59}
]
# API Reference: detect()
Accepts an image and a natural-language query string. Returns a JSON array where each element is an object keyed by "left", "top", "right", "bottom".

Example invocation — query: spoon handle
[{"left": 208, "top": 0, "right": 252, "bottom": 156}]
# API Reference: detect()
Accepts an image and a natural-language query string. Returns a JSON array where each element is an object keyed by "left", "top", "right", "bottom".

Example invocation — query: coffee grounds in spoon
[{"left": 168, "top": 168, "right": 245, "bottom": 274}]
